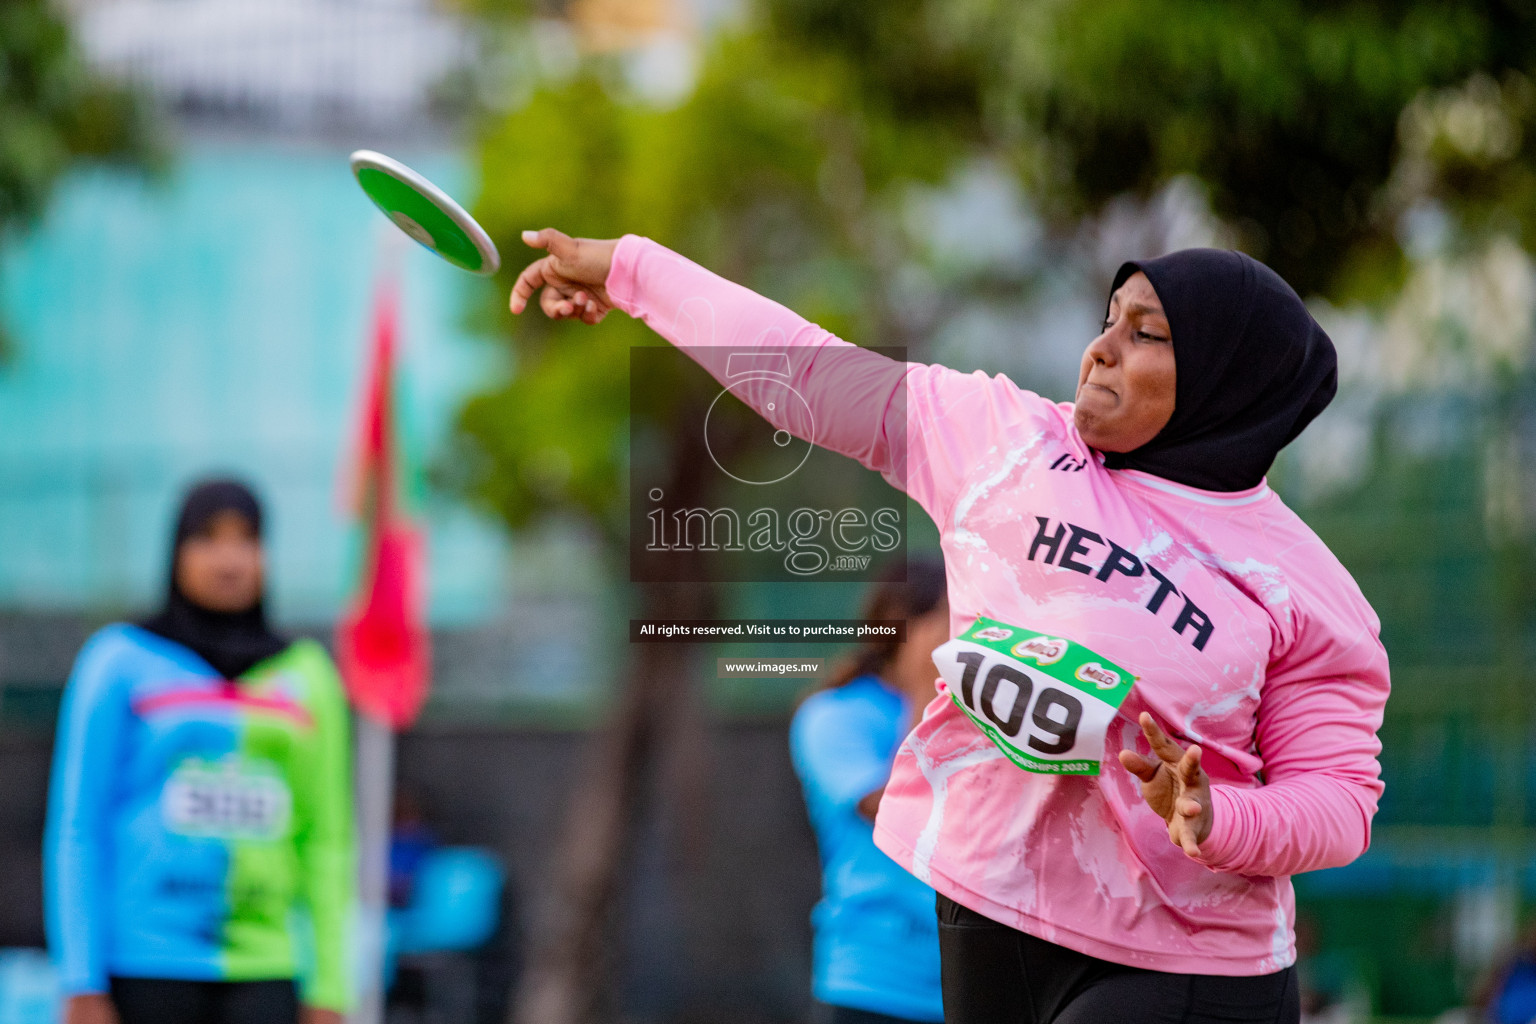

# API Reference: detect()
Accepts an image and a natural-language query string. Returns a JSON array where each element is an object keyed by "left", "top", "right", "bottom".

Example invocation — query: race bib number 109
[{"left": 933, "top": 617, "right": 1136, "bottom": 775}]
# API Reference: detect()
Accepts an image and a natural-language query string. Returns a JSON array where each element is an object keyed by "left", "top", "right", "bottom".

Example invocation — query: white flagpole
[{"left": 350, "top": 711, "right": 396, "bottom": 1024}]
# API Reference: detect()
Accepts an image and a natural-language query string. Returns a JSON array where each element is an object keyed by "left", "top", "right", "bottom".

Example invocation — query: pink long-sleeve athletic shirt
[{"left": 607, "top": 235, "right": 1390, "bottom": 976}]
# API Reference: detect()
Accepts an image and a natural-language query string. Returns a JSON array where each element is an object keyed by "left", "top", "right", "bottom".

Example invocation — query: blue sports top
[
  {"left": 44, "top": 624, "right": 354, "bottom": 1009},
  {"left": 789, "top": 674, "right": 943, "bottom": 1023}
]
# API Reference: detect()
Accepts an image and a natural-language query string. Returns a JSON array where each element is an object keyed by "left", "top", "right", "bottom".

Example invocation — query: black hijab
[
  {"left": 139, "top": 479, "right": 289, "bottom": 679},
  {"left": 1099, "top": 248, "right": 1338, "bottom": 492}
]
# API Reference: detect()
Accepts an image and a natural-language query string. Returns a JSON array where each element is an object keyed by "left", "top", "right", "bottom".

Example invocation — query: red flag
[{"left": 336, "top": 277, "right": 431, "bottom": 729}]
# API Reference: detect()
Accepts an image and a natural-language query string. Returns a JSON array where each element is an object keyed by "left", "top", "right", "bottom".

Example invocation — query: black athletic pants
[
  {"left": 109, "top": 977, "right": 299, "bottom": 1024},
  {"left": 936, "top": 895, "right": 1300, "bottom": 1024}
]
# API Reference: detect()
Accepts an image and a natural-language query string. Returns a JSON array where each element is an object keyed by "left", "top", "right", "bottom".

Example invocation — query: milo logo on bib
[
  {"left": 162, "top": 755, "right": 292, "bottom": 841},
  {"left": 934, "top": 618, "right": 1136, "bottom": 775}
]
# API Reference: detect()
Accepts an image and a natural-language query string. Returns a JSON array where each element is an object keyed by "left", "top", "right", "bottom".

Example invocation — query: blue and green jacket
[{"left": 44, "top": 624, "right": 355, "bottom": 1009}]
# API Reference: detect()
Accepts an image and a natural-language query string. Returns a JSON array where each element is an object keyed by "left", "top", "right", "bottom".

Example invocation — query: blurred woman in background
[
  {"left": 46, "top": 479, "right": 353, "bottom": 1024},
  {"left": 791, "top": 558, "right": 949, "bottom": 1024}
]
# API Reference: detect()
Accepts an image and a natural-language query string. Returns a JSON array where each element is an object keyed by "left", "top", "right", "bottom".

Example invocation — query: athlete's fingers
[
  {"left": 539, "top": 285, "right": 574, "bottom": 319},
  {"left": 1117, "top": 748, "right": 1160, "bottom": 783},
  {"left": 1179, "top": 826, "right": 1202, "bottom": 858},
  {"left": 1139, "top": 712, "right": 1186, "bottom": 766},
  {"left": 1179, "top": 744, "right": 1204, "bottom": 788},
  {"left": 520, "top": 228, "right": 554, "bottom": 252},
  {"left": 510, "top": 258, "right": 550, "bottom": 314},
  {"left": 526, "top": 227, "right": 578, "bottom": 263},
  {"left": 1176, "top": 796, "right": 1203, "bottom": 818}
]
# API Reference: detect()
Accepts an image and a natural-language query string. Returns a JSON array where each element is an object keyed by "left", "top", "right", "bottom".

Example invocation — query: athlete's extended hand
[
  {"left": 1118, "top": 712, "right": 1214, "bottom": 857},
  {"left": 509, "top": 228, "right": 619, "bottom": 325}
]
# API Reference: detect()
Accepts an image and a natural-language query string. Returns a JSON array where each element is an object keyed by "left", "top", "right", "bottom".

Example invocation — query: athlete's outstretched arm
[
  {"left": 45, "top": 632, "right": 132, "bottom": 1010},
  {"left": 511, "top": 229, "right": 1043, "bottom": 525}
]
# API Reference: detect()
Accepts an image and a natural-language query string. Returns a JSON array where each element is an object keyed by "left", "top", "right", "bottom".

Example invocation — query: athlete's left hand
[
  {"left": 1118, "top": 712, "right": 1213, "bottom": 857},
  {"left": 301, "top": 1007, "right": 342, "bottom": 1024}
]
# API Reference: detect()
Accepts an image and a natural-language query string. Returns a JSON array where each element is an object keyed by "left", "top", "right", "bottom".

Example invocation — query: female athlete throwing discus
[{"left": 510, "top": 228, "right": 1389, "bottom": 1024}]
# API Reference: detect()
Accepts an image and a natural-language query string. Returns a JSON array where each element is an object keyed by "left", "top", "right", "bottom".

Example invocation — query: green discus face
[{"left": 350, "top": 151, "right": 500, "bottom": 275}]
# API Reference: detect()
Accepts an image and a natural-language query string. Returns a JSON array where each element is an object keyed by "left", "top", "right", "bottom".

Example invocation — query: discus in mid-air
[{"left": 350, "top": 150, "right": 500, "bottom": 275}]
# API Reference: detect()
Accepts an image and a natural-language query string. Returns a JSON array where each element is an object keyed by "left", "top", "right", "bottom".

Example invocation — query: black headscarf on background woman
[
  {"left": 139, "top": 479, "right": 290, "bottom": 679},
  {"left": 1100, "top": 248, "right": 1338, "bottom": 492}
]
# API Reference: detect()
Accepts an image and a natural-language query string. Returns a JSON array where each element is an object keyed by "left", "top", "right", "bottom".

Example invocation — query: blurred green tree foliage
[
  {"left": 0, "top": 0, "right": 157, "bottom": 352},
  {"left": 775, "top": 0, "right": 1536, "bottom": 300}
]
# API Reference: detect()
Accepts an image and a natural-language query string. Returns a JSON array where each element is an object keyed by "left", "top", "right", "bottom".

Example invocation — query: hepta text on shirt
[{"left": 1026, "top": 516, "right": 1215, "bottom": 651}]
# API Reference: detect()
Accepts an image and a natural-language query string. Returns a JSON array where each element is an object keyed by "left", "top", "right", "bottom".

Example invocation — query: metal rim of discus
[{"left": 349, "top": 149, "right": 501, "bottom": 276}]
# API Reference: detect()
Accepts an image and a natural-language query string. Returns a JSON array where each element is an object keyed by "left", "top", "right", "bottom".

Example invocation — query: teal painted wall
[{"left": 0, "top": 141, "right": 510, "bottom": 625}]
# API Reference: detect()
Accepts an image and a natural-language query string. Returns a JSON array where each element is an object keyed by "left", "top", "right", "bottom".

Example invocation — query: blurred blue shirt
[
  {"left": 790, "top": 675, "right": 943, "bottom": 1023},
  {"left": 1494, "top": 953, "right": 1536, "bottom": 1024}
]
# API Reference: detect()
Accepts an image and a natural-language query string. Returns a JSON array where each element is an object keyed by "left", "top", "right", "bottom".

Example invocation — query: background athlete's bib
[
  {"left": 933, "top": 618, "right": 1136, "bottom": 775},
  {"left": 161, "top": 755, "right": 293, "bottom": 841}
]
